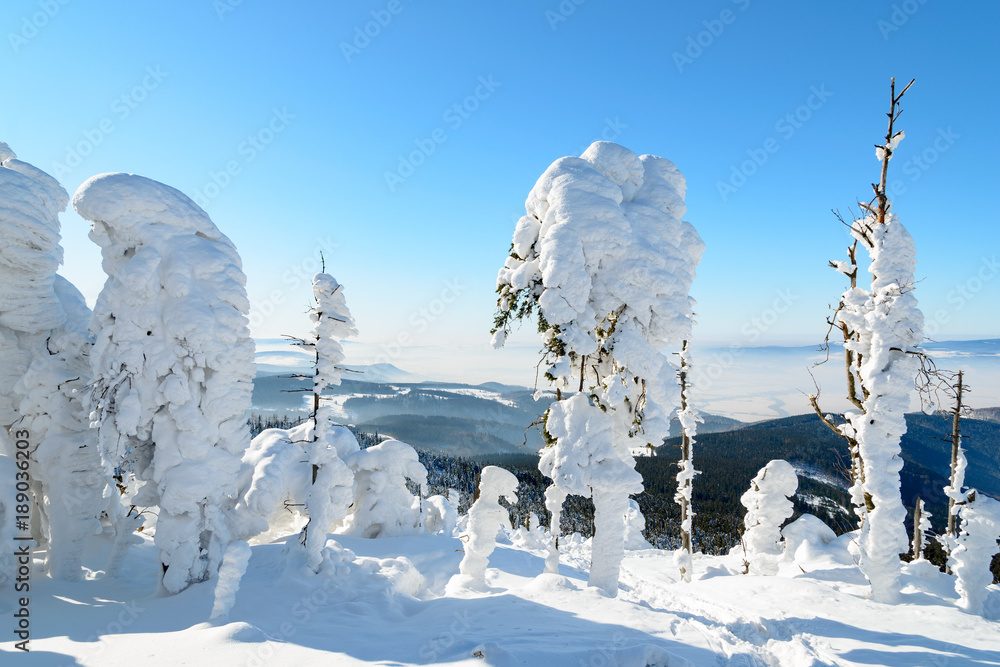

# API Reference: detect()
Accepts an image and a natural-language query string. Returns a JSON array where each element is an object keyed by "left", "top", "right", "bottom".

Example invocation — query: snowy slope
[{"left": 3, "top": 524, "right": 998, "bottom": 665}]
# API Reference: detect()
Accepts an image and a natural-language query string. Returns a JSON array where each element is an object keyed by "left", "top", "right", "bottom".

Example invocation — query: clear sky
[{"left": 3, "top": 0, "right": 998, "bottom": 384}]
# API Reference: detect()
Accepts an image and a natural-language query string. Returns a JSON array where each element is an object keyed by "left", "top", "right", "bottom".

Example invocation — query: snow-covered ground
[{"left": 5, "top": 524, "right": 998, "bottom": 666}]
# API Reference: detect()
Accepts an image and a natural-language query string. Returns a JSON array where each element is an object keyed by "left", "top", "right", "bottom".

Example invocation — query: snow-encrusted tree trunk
[
  {"left": 739, "top": 460, "right": 797, "bottom": 576},
  {"left": 454, "top": 466, "right": 518, "bottom": 590},
  {"left": 74, "top": 173, "right": 256, "bottom": 594},
  {"left": 910, "top": 498, "right": 931, "bottom": 561},
  {"left": 491, "top": 142, "right": 703, "bottom": 597},
  {"left": 950, "top": 491, "right": 1000, "bottom": 616},
  {"left": 674, "top": 340, "right": 698, "bottom": 582},
  {"left": 946, "top": 370, "right": 967, "bottom": 540},
  {"left": 290, "top": 271, "right": 358, "bottom": 571},
  {"left": 807, "top": 79, "right": 922, "bottom": 603},
  {"left": 0, "top": 142, "right": 108, "bottom": 580}
]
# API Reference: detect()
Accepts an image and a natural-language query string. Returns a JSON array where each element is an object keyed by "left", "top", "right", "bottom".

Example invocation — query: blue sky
[{"left": 2, "top": 0, "right": 998, "bottom": 384}]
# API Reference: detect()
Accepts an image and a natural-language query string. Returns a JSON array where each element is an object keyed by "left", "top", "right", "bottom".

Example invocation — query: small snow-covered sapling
[
  {"left": 740, "top": 460, "right": 798, "bottom": 575},
  {"left": 456, "top": 466, "right": 519, "bottom": 590}
]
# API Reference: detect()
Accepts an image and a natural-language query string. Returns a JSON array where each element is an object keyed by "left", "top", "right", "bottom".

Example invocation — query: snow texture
[
  {"left": 454, "top": 466, "right": 518, "bottom": 590},
  {"left": 950, "top": 492, "right": 1000, "bottom": 616},
  {"left": 423, "top": 494, "right": 459, "bottom": 536},
  {"left": 340, "top": 439, "right": 428, "bottom": 539},
  {"left": 210, "top": 540, "right": 252, "bottom": 621},
  {"left": 75, "top": 172, "right": 256, "bottom": 593},
  {"left": 739, "top": 460, "right": 798, "bottom": 575},
  {"left": 839, "top": 207, "right": 924, "bottom": 603}
]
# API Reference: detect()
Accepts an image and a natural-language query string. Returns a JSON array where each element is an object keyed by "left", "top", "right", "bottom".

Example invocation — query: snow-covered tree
[
  {"left": 340, "top": 439, "right": 427, "bottom": 539},
  {"left": 950, "top": 491, "right": 1000, "bottom": 616},
  {"left": 910, "top": 498, "right": 931, "bottom": 561},
  {"left": 286, "top": 271, "right": 359, "bottom": 570},
  {"left": 739, "top": 460, "right": 798, "bottom": 575},
  {"left": 491, "top": 141, "right": 703, "bottom": 597},
  {"left": 423, "top": 493, "right": 460, "bottom": 536},
  {"left": 674, "top": 340, "right": 699, "bottom": 582},
  {"left": 0, "top": 143, "right": 109, "bottom": 580},
  {"left": 74, "top": 172, "right": 256, "bottom": 594},
  {"left": 808, "top": 79, "right": 923, "bottom": 603},
  {"left": 454, "top": 466, "right": 519, "bottom": 590},
  {"left": 543, "top": 484, "right": 567, "bottom": 574}
]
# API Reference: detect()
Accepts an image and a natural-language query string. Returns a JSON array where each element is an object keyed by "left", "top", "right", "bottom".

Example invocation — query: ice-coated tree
[
  {"left": 0, "top": 142, "right": 109, "bottom": 580},
  {"left": 454, "top": 466, "right": 519, "bottom": 590},
  {"left": 543, "top": 484, "right": 567, "bottom": 574},
  {"left": 674, "top": 340, "right": 699, "bottom": 582},
  {"left": 74, "top": 172, "right": 256, "bottom": 594},
  {"left": 739, "top": 460, "right": 798, "bottom": 575},
  {"left": 285, "top": 270, "right": 359, "bottom": 570},
  {"left": 491, "top": 141, "right": 703, "bottom": 597},
  {"left": 808, "top": 79, "right": 923, "bottom": 603},
  {"left": 340, "top": 439, "right": 427, "bottom": 539},
  {"left": 910, "top": 498, "right": 931, "bottom": 561},
  {"left": 950, "top": 491, "right": 1000, "bottom": 616}
]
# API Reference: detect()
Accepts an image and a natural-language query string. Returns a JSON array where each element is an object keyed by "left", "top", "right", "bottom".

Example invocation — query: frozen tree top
[
  {"left": 478, "top": 466, "right": 519, "bottom": 504},
  {"left": 494, "top": 140, "right": 703, "bottom": 384},
  {"left": 0, "top": 141, "right": 70, "bottom": 333},
  {"left": 73, "top": 172, "right": 223, "bottom": 243}
]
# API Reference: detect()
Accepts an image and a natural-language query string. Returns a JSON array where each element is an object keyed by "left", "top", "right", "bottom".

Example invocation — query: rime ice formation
[
  {"left": 74, "top": 172, "right": 255, "bottom": 593},
  {"left": 340, "top": 440, "right": 428, "bottom": 539},
  {"left": 739, "top": 460, "right": 798, "bottom": 575},
  {"left": 454, "top": 466, "right": 519, "bottom": 590}
]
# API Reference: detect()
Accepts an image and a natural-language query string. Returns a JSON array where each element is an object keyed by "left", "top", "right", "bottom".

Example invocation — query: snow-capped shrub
[
  {"left": 234, "top": 422, "right": 357, "bottom": 546},
  {"left": 340, "top": 439, "right": 427, "bottom": 539},
  {"left": 0, "top": 143, "right": 109, "bottom": 580},
  {"left": 543, "top": 484, "right": 567, "bottom": 575},
  {"left": 624, "top": 499, "right": 651, "bottom": 551},
  {"left": 781, "top": 514, "right": 836, "bottom": 563},
  {"left": 423, "top": 494, "right": 459, "bottom": 536},
  {"left": 739, "top": 460, "right": 798, "bottom": 575},
  {"left": 455, "top": 466, "right": 519, "bottom": 590},
  {"left": 74, "top": 172, "right": 256, "bottom": 594},
  {"left": 950, "top": 492, "right": 1000, "bottom": 616},
  {"left": 492, "top": 141, "right": 703, "bottom": 597}
]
